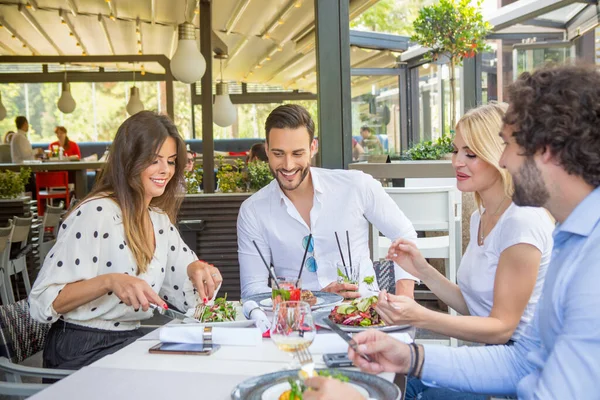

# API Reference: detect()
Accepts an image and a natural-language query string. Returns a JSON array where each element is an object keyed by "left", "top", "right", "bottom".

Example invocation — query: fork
[{"left": 295, "top": 345, "right": 316, "bottom": 379}]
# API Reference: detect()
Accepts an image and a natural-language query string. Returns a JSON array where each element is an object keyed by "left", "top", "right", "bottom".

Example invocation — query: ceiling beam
[
  {"left": 98, "top": 14, "right": 115, "bottom": 55},
  {"left": 259, "top": 0, "right": 299, "bottom": 39},
  {"left": 349, "top": 30, "right": 409, "bottom": 52},
  {"left": 106, "top": 0, "right": 117, "bottom": 19},
  {"left": 66, "top": 0, "right": 78, "bottom": 16},
  {"left": 0, "top": 55, "right": 170, "bottom": 67},
  {"left": 522, "top": 18, "right": 567, "bottom": 29},
  {"left": 136, "top": 18, "right": 144, "bottom": 55},
  {"left": 0, "top": 71, "right": 167, "bottom": 84},
  {"left": 27, "top": 0, "right": 39, "bottom": 12},
  {"left": 488, "top": 0, "right": 580, "bottom": 31},
  {"left": 169, "top": 25, "right": 177, "bottom": 58},
  {"left": 61, "top": 9, "right": 88, "bottom": 55},
  {"left": 0, "top": 41, "right": 16, "bottom": 55},
  {"left": 226, "top": 0, "right": 253, "bottom": 34},
  {"left": 264, "top": 52, "right": 308, "bottom": 82},
  {"left": 0, "top": 16, "right": 39, "bottom": 55},
  {"left": 225, "top": 36, "right": 249, "bottom": 66},
  {"left": 19, "top": 4, "right": 63, "bottom": 55}
]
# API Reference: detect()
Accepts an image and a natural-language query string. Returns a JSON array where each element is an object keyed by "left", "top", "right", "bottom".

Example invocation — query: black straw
[
  {"left": 346, "top": 230, "right": 353, "bottom": 268},
  {"left": 334, "top": 231, "right": 350, "bottom": 278},
  {"left": 296, "top": 233, "right": 312, "bottom": 286},
  {"left": 253, "top": 240, "right": 280, "bottom": 289}
]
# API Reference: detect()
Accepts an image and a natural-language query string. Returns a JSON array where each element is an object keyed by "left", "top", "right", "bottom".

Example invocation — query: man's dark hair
[
  {"left": 264, "top": 104, "right": 315, "bottom": 144},
  {"left": 15, "top": 116, "right": 27, "bottom": 130},
  {"left": 505, "top": 64, "right": 600, "bottom": 187},
  {"left": 360, "top": 126, "right": 371, "bottom": 134}
]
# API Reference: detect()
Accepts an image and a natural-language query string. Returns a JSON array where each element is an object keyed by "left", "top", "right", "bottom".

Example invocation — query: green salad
[
  {"left": 198, "top": 294, "right": 237, "bottom": 323},
  {"left": 284, "top": 371, "right": 350, "bottom": 400}
]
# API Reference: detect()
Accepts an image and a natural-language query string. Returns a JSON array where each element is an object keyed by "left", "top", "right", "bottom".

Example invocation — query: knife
[
  {"left": 150, "top": 304, "right": 200, "bottom": 324},
  {"left": 323, "top": 318, "right": 372, "bottom": 362}
]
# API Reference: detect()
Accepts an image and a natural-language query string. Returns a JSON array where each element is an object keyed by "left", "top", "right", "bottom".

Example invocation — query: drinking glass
[
  {"left": 270, "top": 301, "right": 316, "bottom": 368},
  {"left": 336, "top": 262, "right": 360, "bottom": 286},
  {"left": 271, "top": 276, "right": 301, "bottom": 311}
]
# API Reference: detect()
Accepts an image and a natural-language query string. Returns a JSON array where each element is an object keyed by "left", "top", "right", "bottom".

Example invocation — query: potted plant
[
  {"left": 406, "top": 132, "right": 454, "bottom": 160},
  {"left": 247, "top": 160, "right": 273, "bottom": 192},
  {"left": 0, "top": 168, "right": 31, "bottom": 199},
  {"left": 184, "top": 167, "right": 203, "bottom": 194},
  {"left": 411, "top": 0, "right": 491, "bottom": 127}
]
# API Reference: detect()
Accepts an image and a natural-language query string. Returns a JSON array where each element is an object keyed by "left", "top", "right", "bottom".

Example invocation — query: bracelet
[
  {"left": 407, "top": 342, "right": 415, "bottom": 376},
  {"left": 414, "top": 344, "right": 424, "bottom": 379},
  {"left": 411, "top": 343, "right": 419, "bottom": 377}
]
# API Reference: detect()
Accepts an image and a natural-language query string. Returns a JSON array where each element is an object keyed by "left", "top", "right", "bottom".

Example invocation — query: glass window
[{"left": 417, "top": 63, "right": 442, "bottom": 143}]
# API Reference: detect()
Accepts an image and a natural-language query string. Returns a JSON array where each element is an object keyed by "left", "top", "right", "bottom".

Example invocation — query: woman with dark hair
[
  {"left": 49, "top": 126, "right": 82, "bottom": 159},
  {"left": 30, "top": 111, "right": 222, "bottom": 370},
  {"left": 247, "top": 142, "right": 268, "bottom": 163}
]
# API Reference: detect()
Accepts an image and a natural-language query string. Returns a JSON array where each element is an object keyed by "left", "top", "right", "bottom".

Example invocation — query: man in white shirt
[
  {"left": 11, "top": 116, "right": 34, "bottom": 163},
  {"left": 238, "top": 104, "right": 418, "bottom": 299}
]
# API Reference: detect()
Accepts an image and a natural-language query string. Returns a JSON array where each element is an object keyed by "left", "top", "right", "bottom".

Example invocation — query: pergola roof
[{"left": 0, "top": 0, "right": 400, "bottom": 91}]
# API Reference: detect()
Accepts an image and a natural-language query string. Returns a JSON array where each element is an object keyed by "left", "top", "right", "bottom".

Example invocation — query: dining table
[
  {"left": 0, "top": 161, "right": 106, "bottom": 200},
  {"left": 29, "top": 304, "right": 414, "bottom": 400}
]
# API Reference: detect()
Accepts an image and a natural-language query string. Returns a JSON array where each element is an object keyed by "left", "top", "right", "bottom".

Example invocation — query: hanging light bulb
[
  {"left": 170, "top": 21, "right": 206, "bottom": 84},
  {"left": 126, "top": 67, "right": 144, "bottom": 115},
  {"left": 57, "top": 68, "right": 76, "bottom": 114},
  {"left": 213, "top": 55, "right": 237, "bottom": 127},
  {"left": 0, "top": 91, "right": 7, "bottom": 121}
]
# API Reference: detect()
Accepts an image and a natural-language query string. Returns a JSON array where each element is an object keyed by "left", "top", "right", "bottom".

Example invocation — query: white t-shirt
[
  {"left": 10, "top": 129, "right": 34, "bottom": 163},
  {"left": 29, "top": 197, "right": 198, "bottom": 331},
  {"left": 237, "top": 167, "right": 418, "bottom": 298},
  {"left": 457, "top": 203, "right": 554, "bottom": 341}
]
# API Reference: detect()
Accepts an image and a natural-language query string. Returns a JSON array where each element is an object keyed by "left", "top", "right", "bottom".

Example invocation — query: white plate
[
  {"left": 261, "top": 381, "right": 369, "bottom": 400},
  {"left": 313, "top": 310, "right": 411, "bottom": 333},
  {"left": 183, "top": 304, "right": 255, "bottom": 328},
  {"left": 259, "top": 296, "right": 325, "bottom": 308}
]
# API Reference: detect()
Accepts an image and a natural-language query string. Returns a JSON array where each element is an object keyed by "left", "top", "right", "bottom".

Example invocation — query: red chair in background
[{"left": 35, "top": 171, "right": 70, "bottom": 216}]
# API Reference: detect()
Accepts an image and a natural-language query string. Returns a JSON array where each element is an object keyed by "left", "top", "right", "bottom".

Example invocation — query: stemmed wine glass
[{"left": 270, "top": 301, "right": 316, "bottom": 369}]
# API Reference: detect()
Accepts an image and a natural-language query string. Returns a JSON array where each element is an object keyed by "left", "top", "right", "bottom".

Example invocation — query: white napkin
[
  {"left": 309, "top": 331, "right": 413, "bottom": 354},
  {"left": 159, "top": 326, "right": 262, "bottom": 346},
  {"left": 242, "top": 301, "right": 271, "bottom": 334}
]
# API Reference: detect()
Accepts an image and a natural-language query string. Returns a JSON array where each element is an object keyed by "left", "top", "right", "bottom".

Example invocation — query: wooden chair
[{"left": 34, "top": 172, "right": 70, "bottom": 217}]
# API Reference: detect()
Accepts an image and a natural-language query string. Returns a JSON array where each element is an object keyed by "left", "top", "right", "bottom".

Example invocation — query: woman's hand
[
  {"left": 106, "top": 273, "right": 166, "bottom": 311},
  {"left": 187, "top": 260, "right": 223, "bottom": 302},
  {"left": 386, "top": 238, "right": 429, "bottom": 280},
  {"left": 348, "top": 329, "right": 411, "bottom": 374},
  {"left": 375, "top": 290, "right": 428, "bottom": 327},
  {"left": 303, "top": 376, "right": 365, "bottom": 400}
]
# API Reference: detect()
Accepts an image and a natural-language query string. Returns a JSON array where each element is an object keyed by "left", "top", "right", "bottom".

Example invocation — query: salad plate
[
  {"left": 231, "top": 368, "right": 400, "bottom": 400},
  {"left": 183, "top": 302, "right": 255, "bottom": 328},
  {"left": 243, "top": 291, "right": 343, "bottom": 311},
  {"left": 313, "top": 296, "right": 410, "bottom": 333}
]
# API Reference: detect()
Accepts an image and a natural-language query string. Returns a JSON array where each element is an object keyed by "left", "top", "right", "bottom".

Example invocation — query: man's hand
[
  {"left": 348, "top": 329, "right": 411, "bottom": 374},
  {"left": 187, "top": 260, "right": 223, "bottom": 302},
  {"left": 107, "top": 273, "right": 166, "bottom": 311},
  {"left": 321, "top": 282, "right": 360, "bottom": 299},
  {"left": 303, "top": 376, "right": 365, "bottom": 400}
]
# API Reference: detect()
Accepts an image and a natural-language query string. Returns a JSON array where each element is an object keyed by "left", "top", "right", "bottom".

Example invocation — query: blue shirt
[{"left": 421, "top": 186, "right": 600, "bottom": 399}]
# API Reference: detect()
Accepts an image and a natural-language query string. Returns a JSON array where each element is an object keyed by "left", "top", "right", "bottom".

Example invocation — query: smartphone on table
[
  {"left": 148, "top": 342, "right": 220, "bottom": 356},
  {"left": 323, "top": 352, "right": 354, "bottom": 368}
]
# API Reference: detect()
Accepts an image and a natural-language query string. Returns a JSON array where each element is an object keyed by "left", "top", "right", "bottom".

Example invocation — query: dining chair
[
  {"left": 34, "top": 172, "right": 70, "bottom": 217},
  {"left": 0, "top": 299, "right": 72, "bottom": 397},
  {"left": 32, "top": 203, "right": 64, "bottom": 269},
  {"left": 0, "top": 223, "right": 15, "bottom": 305},
  {"left": 371, "top": 186, "right": 461, "bottom": 346},
  {"left": 5, "top": 216, "right": 34, "bottom": 301}
]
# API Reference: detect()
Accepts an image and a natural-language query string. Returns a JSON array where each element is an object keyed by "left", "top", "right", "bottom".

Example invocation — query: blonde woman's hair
[{"left": 455, "top": 102, "right": 513, "bottom": 211}]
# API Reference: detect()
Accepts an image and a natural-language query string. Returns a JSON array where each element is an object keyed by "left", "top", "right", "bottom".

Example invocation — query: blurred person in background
[{"left": 50, "top": 126, "right": 81, "bottom": 159}]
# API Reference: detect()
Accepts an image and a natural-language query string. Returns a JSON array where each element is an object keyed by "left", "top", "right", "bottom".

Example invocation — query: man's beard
[
  {"left": 513, "top": 157, "right": 550, "bottom": 207},
  {"left": 270, "top": 164, "right": 310, "bottom": 191}
]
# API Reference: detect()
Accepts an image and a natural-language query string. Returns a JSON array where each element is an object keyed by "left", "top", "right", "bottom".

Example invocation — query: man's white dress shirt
[
  {"left": 237, "top": 167, "right": 418, "bottom": 298},
  {"left": 10, "top": 129, "right": 34, "bottom": 163}
]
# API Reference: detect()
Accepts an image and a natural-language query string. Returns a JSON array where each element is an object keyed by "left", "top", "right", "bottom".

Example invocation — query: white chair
[
  {"left": 371, "top": 186, "right": 462, "bottom": 346},
  {"left": 4, "top": 216, "right": 34, "bottom": 301},
  {"left": 32, "top": 203, "right": 64, "bottom": 269},
  {"left": 0, "top": 223, "right": 15, "bottom": 305}
]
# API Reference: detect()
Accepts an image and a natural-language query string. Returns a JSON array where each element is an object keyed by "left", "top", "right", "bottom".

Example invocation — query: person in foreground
[
  {"left": 384, "top": 103, "right": 554, "bottom": 399},
  {"left": 238, "top": 104, "right": 418, "bottom": 299},
  {"left": 29, "top": 111, "right": 222, "bottom": 370},
  {"left": 49, "top": 126, "right": 82, "bottom": 159},
  {"left": 306, "top": 64, "right": 600, "bottom": 399}
]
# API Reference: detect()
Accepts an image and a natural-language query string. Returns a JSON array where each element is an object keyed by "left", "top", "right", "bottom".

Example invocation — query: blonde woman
[
  {"left": 30, "top": 111, "right": 222, "bottom": 370},
  {"left": 377, "top": 103, "right": 555, "bottom": 400}
]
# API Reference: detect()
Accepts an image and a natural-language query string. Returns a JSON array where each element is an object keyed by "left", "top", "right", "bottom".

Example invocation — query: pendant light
[
  {"left": 0, "top": 91, "right": 6, "bottom": 121},
  {"left": 170, "top": 21, "right": 206, "bottom": 84},
  {"left": 126, "top": 67, "right": 144, "bottom": 115},
  {"left": 57, "top": 67, "right": 76, "bottom": 114},
  {"left": 213, "top": 54, "right": 237, "bottom": 127}
]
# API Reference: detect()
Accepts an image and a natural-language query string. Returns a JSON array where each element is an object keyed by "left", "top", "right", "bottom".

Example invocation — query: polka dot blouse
[{"left": 29, "top": 197, "right": 199, "bottom": 331}]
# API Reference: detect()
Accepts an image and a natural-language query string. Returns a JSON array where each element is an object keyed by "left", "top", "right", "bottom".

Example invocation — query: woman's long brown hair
[{"left": 68, "top": 111, "right": 187, "bottom": 274}]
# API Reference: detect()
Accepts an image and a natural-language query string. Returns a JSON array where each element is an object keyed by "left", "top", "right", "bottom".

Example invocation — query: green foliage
[
  {"left": 406, "top": 132, "right": 454, "bottom": 160},
  {"left": 411, "top": 0, "right": 491, "bottom": 65},
  {"left": 0, "top": 167, "right": 31, "bottom": 199},
  {"left": 184, "top": 167, "right": 203, "bottom": 194},
  {"left": 216, "top": 156, "right": 246, "bottom": 193},
  {"left": 247, "top": 160, "right": 273, "bottom": 192},
  {"left": 350, "top": 0, "right": 433, "bottom": 36}
]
